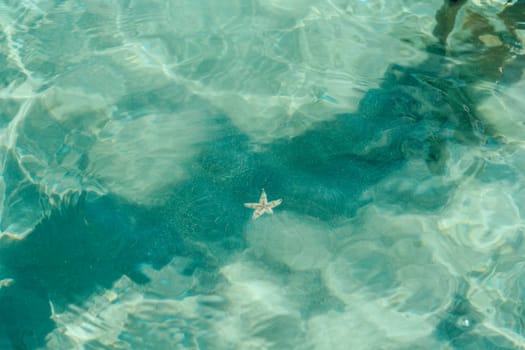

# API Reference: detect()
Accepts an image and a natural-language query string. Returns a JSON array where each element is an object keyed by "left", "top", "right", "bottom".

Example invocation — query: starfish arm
[
  {"left": 265, "top": 207, "right": 274, "bottom": 214},
  {"left": 268, "top": 199, "right": 282, "bottom": 208},
  {"left": 244, "top": 203, "right": 260, "bottom": 209},
  {"left": 252, "top": 208, "right": 264, "bottom": 219},
  {"left": 259, "top": 190, "right": 268, "bottom": 205}
]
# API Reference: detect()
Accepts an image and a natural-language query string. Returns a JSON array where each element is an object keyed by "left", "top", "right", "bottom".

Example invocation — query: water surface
[{"left": 1, "top": 0, "right": 525, "bottom": 349}]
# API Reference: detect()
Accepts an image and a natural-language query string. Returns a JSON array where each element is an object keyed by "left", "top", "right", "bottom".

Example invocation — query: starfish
[{"left": 244, "top": 189, "right": 282, "bottom": 220}]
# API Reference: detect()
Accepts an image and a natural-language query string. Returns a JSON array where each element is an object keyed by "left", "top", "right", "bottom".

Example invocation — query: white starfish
[{"left": 244, "top": 189, "right": 282, "bottom": 220}]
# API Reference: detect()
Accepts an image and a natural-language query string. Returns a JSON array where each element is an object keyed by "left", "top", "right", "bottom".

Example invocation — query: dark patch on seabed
[{"left": 0, "top": 0, "right": 524, "bottom": 348}]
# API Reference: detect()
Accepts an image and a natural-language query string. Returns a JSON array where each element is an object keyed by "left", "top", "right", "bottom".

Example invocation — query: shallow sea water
[{"left": 1, "top": 0, "right": 525, "bottom": 349}]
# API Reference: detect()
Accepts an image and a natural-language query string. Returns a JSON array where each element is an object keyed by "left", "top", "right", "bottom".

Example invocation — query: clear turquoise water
[{"left": 1, "top": 0, "right": 525, "bottom": 349}]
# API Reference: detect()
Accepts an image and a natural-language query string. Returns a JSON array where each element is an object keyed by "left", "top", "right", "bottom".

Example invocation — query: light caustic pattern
[{"left": 0, "top": 0, "right": 524, "bottom": 349}]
